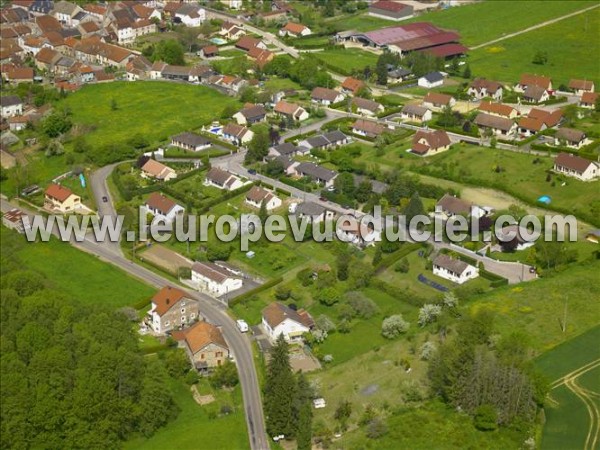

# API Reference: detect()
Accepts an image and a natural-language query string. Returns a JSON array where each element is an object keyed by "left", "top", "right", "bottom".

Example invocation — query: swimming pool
[{"left": 210, "top": 37, "right": 227, "bottom": 45}]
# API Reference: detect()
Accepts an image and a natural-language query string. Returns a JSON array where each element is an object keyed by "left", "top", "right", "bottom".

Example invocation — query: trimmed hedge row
[
  {"left": 370, "top": 278, "right": 427, "bottom": 307},
  {"left": 377, "top": 106, "right": 404, "bottom": 118},
  {"left": 375, "top": 242, "right": 426, "bottom": 273},
  {"left": 530, "top": 142, "right": 600, "bottom": 160},
  {"left": 440, "top": 248, "right": 478, "bottom": 267},
  {"left": 278, "top": 176, "right": 313, "bottom": 192},
  {"left": 132, "top": 296, "right": 152, "bottom": 310},
  {"left": 228, "top": 276, "right": 284, "bottom": 307},
  {"left": 479, "top": 267, "right": 509, "bottom": 287},
  {"left": 285, "top": 130, "right": 317, "bottom": 143}
]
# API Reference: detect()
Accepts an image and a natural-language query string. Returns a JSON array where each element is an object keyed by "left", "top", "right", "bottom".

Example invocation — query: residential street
[{"left": 0, "top": 198, "right": 270, "bottom": 450}]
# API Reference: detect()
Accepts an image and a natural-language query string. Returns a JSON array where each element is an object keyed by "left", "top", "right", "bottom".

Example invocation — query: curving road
[{"left": 0, "top": 197, "right": 270, "bottom": 450}]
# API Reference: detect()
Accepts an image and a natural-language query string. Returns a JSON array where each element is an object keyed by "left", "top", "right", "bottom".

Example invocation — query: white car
[{"left": 236, "top": 319, "right": 249, "bottom": 333}]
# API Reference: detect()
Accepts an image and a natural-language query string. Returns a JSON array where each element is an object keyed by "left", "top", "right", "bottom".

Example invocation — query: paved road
[
  {"left": 471, "top": 3, "right": 599, "bottom": 50},
  {"left": 0, "top": 198, "right": 270, "bottom": 450},
  {"left": 89, "top": 162, "right": 123, "bottom": 256}
]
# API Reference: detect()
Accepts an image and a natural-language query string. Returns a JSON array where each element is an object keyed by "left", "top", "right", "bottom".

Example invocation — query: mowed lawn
[
  {"left": 4, "top": 230, "right": 154, "bottom": 308},
  {"left": 403, "top": 0, "right": 597, "bottom": 47},
  {"left": 468, "top": 7, "right": 600, "bottom": 86},
  {"left": 60, "top": 82, "right": 240, "bottom": 147},
  {"left": 313, "top": 48, "right": 379, "bottom": 73},
  {"left": 409, "top": 145, "right": 600, "bottom": 225}
]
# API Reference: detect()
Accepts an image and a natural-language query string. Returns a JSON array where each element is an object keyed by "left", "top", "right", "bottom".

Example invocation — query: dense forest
[{"left": 0, "top": 233, "right": 178, "bottom": 448}]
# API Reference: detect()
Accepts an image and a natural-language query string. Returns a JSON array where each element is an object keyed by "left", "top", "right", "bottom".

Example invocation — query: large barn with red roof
[{"left": 336, "top": 22, "right": 468, "bottom": 58}]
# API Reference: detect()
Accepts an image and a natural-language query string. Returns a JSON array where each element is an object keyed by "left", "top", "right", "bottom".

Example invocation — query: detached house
[
  {"left": 311, "top": 87, "right": 344, "bottom": 105},
  {"left": 294, "top": 162, "right": 338, "bottom": 187},
  {"left": 435, "top": 193, "right": 471, "bottom": 220},
  {"left": 298, "top": 130, "right": 349, "bottom": 151},
  {"left": 553, "top": 152, "right": 599, "bottom": 182},
  {"left": 478, "top": 101, "right": 517, "bottom": 119},
  {"left": 144, "top": 192, "right": 185, "bottom": 223},
  {"left": 247, "top": 46, "right": 274, "bottom": 68},
  {"left": 262, "top": 302, "right": 314, "bottom": 343},
  {"left": 336, "top": 216, "right": 381, "bottom": 247},
  {"left": 222, "top": 123, "right": 253, "bottom": 146},
  {"left": 518, "top": 108, "right": 562, "bottom": 136},
  {"left": 580, "top": 92, "right": 599, "bottom": 109},
  {"left": 352, "top": 97, "right": 384, "bottom": 116},
  {"left": 522, "top": 84, "right": 550, "bottom": 104},
  {"left": 148, "top": 286, "right": 199, "bottom": 334},
  {"left": 175, "top": 4, "right": 205, "bottom": 27},
  {"left": 515, "top": 74, "right": 552, "bottom": 93},
  {"left": 294, "top": 201, "right": 334, "bottom": 224},
  {"left": 568, "top": 79, "right": 594, "bottom": 96},
  {"left": 418, "top": 71, "right": 444, "bottom": 89},
  {"left": 191, "top": 261, "right": 243, "bottom": 296},
  {"left": 141, "top": 159, "right": 177, "bottom": 182},
  {"left": 245, "top": 185, "right": 282, "bottom": 210},
  {"left": 341, "top": 77, "right": 366, "bottom": 96},
  {"left": 279, "top": 22, "right": 311, "bottom": 38},
  {"left": 235, "top": 36, "right": 266, "bottom": 52},
  {"left": 474, "top": 113, "right": 517, "bottom": 137},
  {"left": 468, "top": 78, "right": 503, "bottom": 101},
  {"left": 204, "top": 167, "right": 244, "bottom": 191},
  {"left": 555, "top": 128, "right": 590, "bottom": 149},
  {"left": 44, "top": 183, "right": 81, "bottom": 213},
  {"left": 422, "top": 92, "right": 455, "bottom": 110},
  {"left": 233, "top": 104, "right": 267, "bottom": 125},
  {"left": 170, "top": 132, "right": 211, "bottom": 152},
  {"left": 173, "top": 321, "right": 229, "bottom": 371},
  {"left": 1, "top": 95, "right": 23, "bottom": 117},
  {"left": 274, "top": 100, "right": 309, "bottom": 121},
  {"left": 410, "top": 130, "right": 451, "bottom": 156},
  {"left": 433, "top": 254, "right": 479, "bottom": 284},
  {"left": 352, "top": 119, "right": 386, "bottom": 138},
  {"left": 400, "top": 104, "right": 432, "bottom": 123}
]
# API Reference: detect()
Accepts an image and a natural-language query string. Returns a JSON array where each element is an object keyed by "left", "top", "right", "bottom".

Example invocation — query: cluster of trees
[
  {"left": 0, "top": 257, "right": 178, "bottom": 448},
  {"left": 264, "top": 336, "right": 313, "bottom": 449},
  {"left": 428, "top": 311, "right": 548, "bottom": 431},
  {"left": 143, "top": 39, "right": 185, "bottom": 65},
  {"left": 264, "top": 55, "right": 334, "bottom": 91}
]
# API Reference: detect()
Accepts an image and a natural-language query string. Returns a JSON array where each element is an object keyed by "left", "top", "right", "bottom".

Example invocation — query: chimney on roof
[{"left": 166, "top": 298, "right": 170, "bottom": 304}]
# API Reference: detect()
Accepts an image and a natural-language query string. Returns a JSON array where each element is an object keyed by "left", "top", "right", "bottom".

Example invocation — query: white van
[{"left": 236, "top": 319, "right": 249, "bottom": 333}]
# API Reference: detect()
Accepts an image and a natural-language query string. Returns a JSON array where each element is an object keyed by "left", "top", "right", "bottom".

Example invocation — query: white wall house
[
  {"left": 191, "top": 261, "right": 242, "bottom": 296},
  {"left": 1, "top": 96, "right": 23, "bottom": 118},
  {"left": 261, "top": 302, "right": 314, "bottom": 343},
  {"left": 553, "top": 152, "right": 600, "bottom": 182},
  {"left": 144, "top": 192, "right": 185, "bottom": 223},
  {"left": 245, "top": 186, "right": 282, "bottom": 210},
  {"left": 418, "top": 72, "right": 444, "bottom": 89},
  {"left": 175, "top": 6, "right": 206, "bottom": 27},
  {"left": 432, "top": 254, "right": 479, "bottom": 284}
]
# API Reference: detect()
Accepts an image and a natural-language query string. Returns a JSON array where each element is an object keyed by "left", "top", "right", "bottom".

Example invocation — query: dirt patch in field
[
  {"left": 191, "top": 385, "right": 215, "bottom": 405},
  {"left": 139, "top": 244, "right": 193, "bottom": 274}
]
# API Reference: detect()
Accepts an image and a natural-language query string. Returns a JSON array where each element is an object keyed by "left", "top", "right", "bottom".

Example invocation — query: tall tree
[
  {"left": 294, "top": 373, "right": 313, "bottom": 449},
  {"left": 404, "top": 191, "right": 425, "bottom": 223},
  {"left": 264, "top": 335, "right": 297, "bottom": 437},
  {"left": 245, "top": 127, "right": 270, "bottom": 163}
]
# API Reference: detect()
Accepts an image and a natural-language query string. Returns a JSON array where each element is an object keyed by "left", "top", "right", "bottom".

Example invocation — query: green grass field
[
  {"left": 535, "top": 326, "right": 600, "bottom": 450},
  {"left": 409, "top": 145, "right": 600, "bottom": 226},
  {"left": 336, "top": 401, "right": 526, "bottom": 450},
  {"left": 403, "top": 1, "right": 596, "bottom": 47},
  {"left": 2, "top": 227, "right": 154, "bottom": 308},
  {"left": 59, "top": 82, "right": 240, "bottom": 148},
  {"left": 468, "top": 6, "right": 600, "bottom": 86},
  {"left": 470, "top": 260, "right": 600, "bottom": 353},
  {"left": 125, "top": 370, "right": 249, "bottom": 450},
  {"left": 313, "top": 48, "right": 379, "bottom": 74}
]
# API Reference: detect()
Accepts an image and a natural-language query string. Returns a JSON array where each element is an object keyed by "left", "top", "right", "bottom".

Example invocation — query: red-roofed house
[
  {"left": 147, "top": 286, "right": 199, "bottom": 334},
  {"left": 410, "top": 129, "right": 451, "bottom": 156},
  {"left": 144, "top": 192, "right": 185, "bottom": 222},
  {"left": 274, "top": 100, "right": 309, "bottom": 121},
  {"left": 262, "top": 302, "right": 314, "bottom": 342},
  {"left": 173, "top": 321, "right": 229, "bottom": 371},
  {"left": 341, "top": 77, "right": 366, "bottom": 95},
  {"left": 580, "top": 92, "right": 599, "bottom": 109},
  {"left": 279, "top": 22, "right": 311, "bottom": 38},
  {"left": 568, "top": 79, "right": 594, "bottom": 96},
  {"left": 44, "top": 183, "right": 81, "bottom": 213},
  {"left": 422, "top": 92, "right": 455, "bottom": 110}
]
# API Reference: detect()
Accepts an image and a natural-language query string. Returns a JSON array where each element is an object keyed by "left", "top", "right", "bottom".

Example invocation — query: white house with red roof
[{"left": 261, "top": 302, "right": 314, "bottom": 343}]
